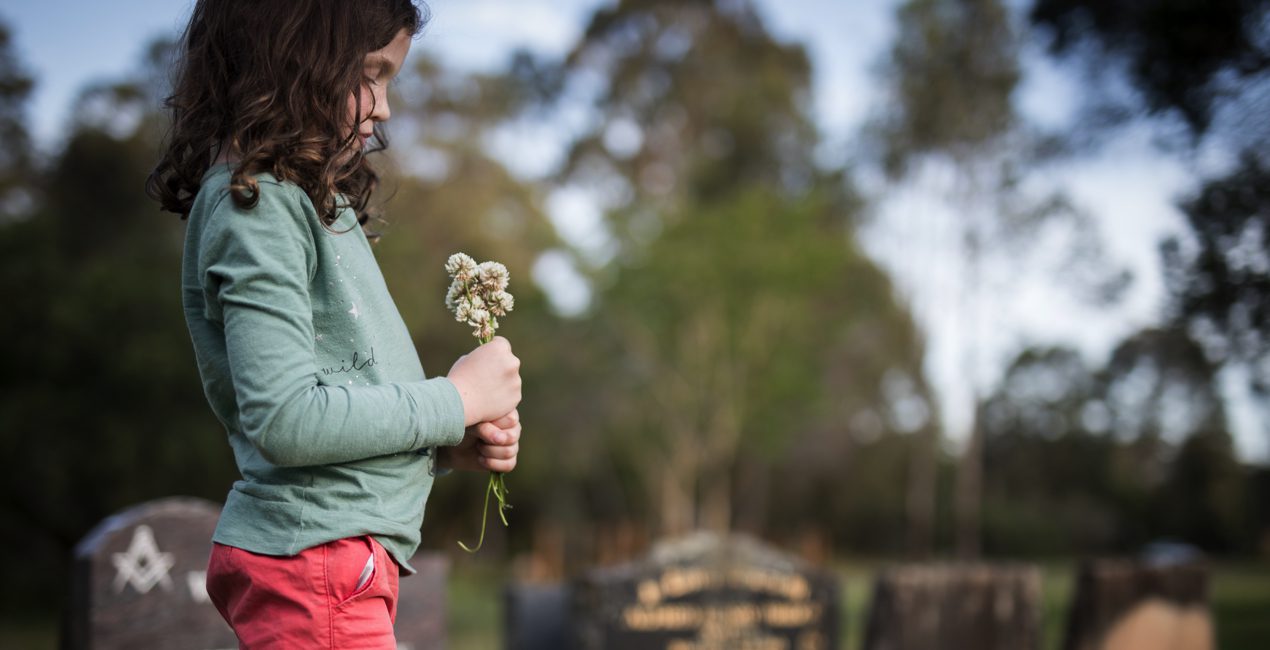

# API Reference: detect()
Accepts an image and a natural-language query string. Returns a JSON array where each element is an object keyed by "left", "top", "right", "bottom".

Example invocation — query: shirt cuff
[
  {"left": 410, "top": 376, "right": 467, "bottom": 449},
  {"left": 425, "top": 447, "right": 453, "bottom": 478}
]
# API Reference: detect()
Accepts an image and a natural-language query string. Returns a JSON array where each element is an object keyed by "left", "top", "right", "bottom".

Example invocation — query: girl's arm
[{"left": 199, "top": 180, "right": 466, "bottom": 468}]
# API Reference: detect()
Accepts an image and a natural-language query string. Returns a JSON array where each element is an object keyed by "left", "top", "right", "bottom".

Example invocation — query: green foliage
[
  {"left": 1031, "top": 0, "right": 1269, "bottom": 133},
  {"left": 1029, "top": 0, "right": 1270, "bottom": 418},
  {"left": 0, "top": 109, "right": 233, "bottom": 615},
  {"left": 546, "top": 0, "right": 931, "bottom": 535},
  {"left": 981, "top": 333, "right": 1255, "bottom": 554},
  {"left": 0, "top": 3, "right": 1266, "bottom": 633},
  {"left": 879, "top": 0, "right": 1021, "bottom": 174}
]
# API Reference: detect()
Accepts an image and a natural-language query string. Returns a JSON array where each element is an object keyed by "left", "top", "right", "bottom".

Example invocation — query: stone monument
[
  {"left": 69, "top": 496, "right": 449, "bottom": 649},
  {"left": 863, "top": 563, "right": 1042, "bottom": 650},
  {"left": 570, "top": 532, "right": 840, "bottom": 650}
]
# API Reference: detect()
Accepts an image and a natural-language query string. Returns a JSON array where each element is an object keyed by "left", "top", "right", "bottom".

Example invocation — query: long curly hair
[{"left": 146, "top": 0, "right": 427, "bottom": 233}]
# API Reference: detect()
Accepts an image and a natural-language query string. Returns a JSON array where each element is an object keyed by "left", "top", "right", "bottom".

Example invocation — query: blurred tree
[
  {"left": 1101, "top": 328, "right": 1246, "bottom": 550},
  {"left": 537, "top": 0, "right": 932, "bottom": 544},
  {"left": 555, "top": 0, "right": 820, "bottom": 233},
  {"left": 1030, "top": 0, "right": 1270, "bottom": 427},
  {"left": 0, "top": 36, "right": 237, "bottom": 617},
  {"left": 876, "top": 0, "right": 1021, "bottom": 558},
  {"left": 980, "top": 348, "right": 1125, "bottom": 553},
  {"left": 876, "top": 0, "right": 1135, "bottom": 558},
  {"left": 1030, "top": 0, "right": 1269, "bottom": 135},
  {"left": 370, "top": 52, "right": 581, "bottom": 552},
  {"left": 0, "top": 22, "right": 33, "bottom": 223},
  {"left": 981, "top": 330, "right": 1250, "bottom": 554}
]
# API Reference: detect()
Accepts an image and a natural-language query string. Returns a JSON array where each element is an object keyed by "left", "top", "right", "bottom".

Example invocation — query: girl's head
[{"left": 147, "top": 0, "right": 427, "bottom": 230}]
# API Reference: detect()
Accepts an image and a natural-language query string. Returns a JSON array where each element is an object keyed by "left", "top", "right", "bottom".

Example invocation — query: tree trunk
[
  {"left": 906, "top": 426, "right": 938, "bottom": 557},
  {"left": 660, "top": 461, "right": 694, "bottom": 537},
  {"left": 955, "top": 410, "right": 983, "bottom": 559}
]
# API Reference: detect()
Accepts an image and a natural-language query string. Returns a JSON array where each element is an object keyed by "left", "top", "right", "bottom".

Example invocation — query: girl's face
[{"left": 348, "top": 28, "right": 412, "bottom": 149}]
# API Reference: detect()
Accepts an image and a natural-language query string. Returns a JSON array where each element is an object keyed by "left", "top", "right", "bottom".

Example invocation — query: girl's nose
[{"left": 371, "top": 89, "right": 391, "bottom": 123}]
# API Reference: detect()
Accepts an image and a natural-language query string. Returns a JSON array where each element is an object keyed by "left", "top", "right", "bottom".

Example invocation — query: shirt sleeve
[{"left": 199, "top": 181, "right": 466, "bottom": 468}]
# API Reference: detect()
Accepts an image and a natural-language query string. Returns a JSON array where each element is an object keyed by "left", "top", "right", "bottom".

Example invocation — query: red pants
[{"left": 206, "top": 536, "right": 399, "bottom": 649}]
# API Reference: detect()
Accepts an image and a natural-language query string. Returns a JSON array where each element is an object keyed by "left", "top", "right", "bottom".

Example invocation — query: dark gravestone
[
  {"left": 69, "top": 497, "right": 236, "bottom": 650},
  {"left": 505, "top": 582, "right": 571, "bottom": 650},
  {"left": 571, "top": 532, "right": 840, "bottom": 650},
  {"left": 395, "top": 552, "right": 449, "bottom": 650},
  {"left": 71, "top": 497, "right": 450, "bottom": 650},
  {"left": 863, "top": 564, "right": 1042, "bottom": 650},
  {"left": 1063, "top": 560, "right": 1212, "bottom": 650}
]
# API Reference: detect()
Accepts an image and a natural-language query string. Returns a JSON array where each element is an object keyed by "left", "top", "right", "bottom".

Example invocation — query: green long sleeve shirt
[{"left": 181, "top": 163, "right": 465, "bottom": 572}]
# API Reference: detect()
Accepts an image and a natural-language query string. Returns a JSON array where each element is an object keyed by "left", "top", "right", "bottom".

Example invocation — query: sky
[{"left": 2, "top": 0, "right": 1260, "bottom": 459}]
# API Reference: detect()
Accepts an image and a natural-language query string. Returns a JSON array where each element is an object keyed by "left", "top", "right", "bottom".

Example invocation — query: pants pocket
[{"left": 326, "top": 536, "right": 378, "bottom": 609}]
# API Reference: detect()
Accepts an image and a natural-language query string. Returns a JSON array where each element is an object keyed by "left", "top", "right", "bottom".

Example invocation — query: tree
[
  {"left": 876, "top": 0, "right": 1025, "bottom": 558},
  {"left": 0, "top": 35, "right": 244, "bottom": 616},
  {"left": 368, "top": 51, "right": 580, "bottom": 551},
  {"left": 980, "top": 329, "right": 1249, "bottom": 554},
  {"left": 1030, "top": 0, "right": 1270, "bottom": 422},
  {"left": 0, "top": 22, "right": 33, "bottom": 224},
  {"left": 1030, "top": 0, "right": 1269, "bottom": 135},
  {"left": 545, "top": 0, "right": 931, "bottom": 540}
]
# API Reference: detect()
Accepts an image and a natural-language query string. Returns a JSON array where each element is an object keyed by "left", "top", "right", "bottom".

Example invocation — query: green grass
[
  {"left": 1210, "top": 561, "right": 1270, "bottom": 649},
  {"left": 825, "top": 560, "right": 1270, "bottom": 650},
  {"left": 447, "top": 560, "right": 505, "bottom": 650},
  {"left": 6, "top": 559, "right": 1266, "bottom": 648},
  {"left": 0, "top": 615, "right": 58, "bottom": 650}
]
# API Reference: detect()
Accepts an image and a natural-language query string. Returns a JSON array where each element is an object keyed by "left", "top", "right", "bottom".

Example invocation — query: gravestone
[
  {"left": 571, "top": 532, "right": 840, "bottom": 650},
  {"left": 505, "top": 582, "right": 571, "bottom": 650},
  {"left": 863, "top": 563, "right": 1042, "bottom": 650},
  {"left": 1063, "top": 559, "right": 1212, "bottom": 650},
  {"left": 395, "top": 552, "right": 449, "bottom": 650},
  {"left": 68, "top": 497, "right": 236, "bottom": 650},
  {"left": 70, "top": 496, "right": 450, "bottom": 650}
]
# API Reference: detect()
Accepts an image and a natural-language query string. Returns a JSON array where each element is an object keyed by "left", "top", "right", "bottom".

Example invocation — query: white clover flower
[
  {"left": 490, "top": 291, "right": 514, "bottom": 316},
  {"left": 445, "top": 281, "right": 464, "bottom": 310},
  {"left": 454, "top": 301, "right": 472, "bottom": 322},
  {"left": 446, "top": 253, "right": 478, "bottom": 283},
  {"left": 444, "top": 252, "right": 517, "bottom": 554},
  {"left": 445, "top": 253, "right": 513, "bottom": 345},
  {"left": 477, "top": 261, "right": 510, "bottom": 292}
]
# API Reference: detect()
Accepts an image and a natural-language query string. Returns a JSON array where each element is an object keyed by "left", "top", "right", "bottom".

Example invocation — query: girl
[{"left": 146, "top": 1, "right": 522, "bottom": 647}]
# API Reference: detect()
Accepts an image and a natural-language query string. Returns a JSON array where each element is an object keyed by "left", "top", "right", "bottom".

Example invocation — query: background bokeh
[{"left": 1, "top": 0, "right": 1268, "bottom": 647}]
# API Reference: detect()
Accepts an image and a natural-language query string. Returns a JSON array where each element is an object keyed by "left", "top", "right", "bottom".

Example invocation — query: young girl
[{"left": 146, "top": 1, "right": 522, "bottom": 647}]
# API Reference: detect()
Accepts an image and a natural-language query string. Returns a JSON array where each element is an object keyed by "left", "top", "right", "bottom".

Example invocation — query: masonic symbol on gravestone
[{"left": 111, "top": 524, "right": 176, "bottom": 594}]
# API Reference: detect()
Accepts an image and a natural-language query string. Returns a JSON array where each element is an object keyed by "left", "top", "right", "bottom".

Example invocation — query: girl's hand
[
  {"left": 437, "top": 410, "right": 521, "bottom": 473},
  {"left": 446, "top": 337, "right": 522, "bottom": 426}
]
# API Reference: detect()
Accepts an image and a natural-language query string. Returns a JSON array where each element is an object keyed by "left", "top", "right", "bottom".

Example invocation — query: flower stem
[
  {"left": 456, "top": 333, "right": 513, "bottom": 552},
  {"left": 458, "top": 470, "right": 512, "bottom": 553}
]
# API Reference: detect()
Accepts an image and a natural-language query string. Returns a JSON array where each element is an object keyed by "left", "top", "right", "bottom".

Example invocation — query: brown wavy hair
[{"left": 146, "top": 0, "right": 427, "bottom": 233}]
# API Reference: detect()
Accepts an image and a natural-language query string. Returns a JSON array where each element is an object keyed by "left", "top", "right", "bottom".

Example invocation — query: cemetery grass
[
  {"left": 444, "top": 558, "right": 1270, "bottom": 650},
  {"left": 2, "top": 559, "right": 1264, "bottom": 648},
  {"left": 448, "top": 560, "right": 504, "bottom": 650}
]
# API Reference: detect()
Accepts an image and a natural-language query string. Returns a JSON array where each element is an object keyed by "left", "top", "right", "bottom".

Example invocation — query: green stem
[
  {"left": 457, "top": 334, "right": 513, "bottom": 553},
  {"left": 458, "top": 471, "right": 512, "bottom": 553}
]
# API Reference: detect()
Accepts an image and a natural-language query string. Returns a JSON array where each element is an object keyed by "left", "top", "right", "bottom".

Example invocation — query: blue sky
[
  {"left": 2, "top": 0, "right": 884, "bottom": 151},
  {"left": 2, "top": 0, "right": 1259, "bottom": 458}
]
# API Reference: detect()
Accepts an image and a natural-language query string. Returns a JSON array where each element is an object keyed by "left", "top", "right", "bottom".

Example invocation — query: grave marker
[
  {"left": 863, "top": 563, "right": 1042, "bottom": 650},
  {"left": 68, "top": 497, "right": 235, "bottom": 650},
  {"left": 570, "top": 532, "right": 840, "bottom": 650},
  {"left": 1063, "top": 559, "right": 1212, "bottom": 650},
  {"left": 70, "top": 496, "right": 450, "bottom": 650}
]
